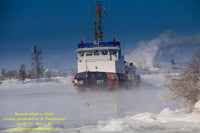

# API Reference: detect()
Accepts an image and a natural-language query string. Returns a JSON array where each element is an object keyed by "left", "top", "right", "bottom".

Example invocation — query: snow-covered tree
[
  {"left": 165, "top": 49, "right": 200, "bottom": 112},
  {"left": 19, "top": 64, "right": 26, "bottom": 82}
]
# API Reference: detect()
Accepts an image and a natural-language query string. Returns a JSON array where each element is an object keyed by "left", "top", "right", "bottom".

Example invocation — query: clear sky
[{"left": 0, "top": 0, "right": 200, "bottom": 71}]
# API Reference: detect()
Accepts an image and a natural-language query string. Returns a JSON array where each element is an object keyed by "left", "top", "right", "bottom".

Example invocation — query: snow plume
[
  {"left": 125, "top": 30, "right": 200, "bottom": 68},
  {"left": 126, "top": 38, "right": 159, "bottom": 68}
]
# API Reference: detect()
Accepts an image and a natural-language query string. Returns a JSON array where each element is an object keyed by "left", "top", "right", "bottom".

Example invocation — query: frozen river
[{"left": 1, "top": 74, "right": 200, "bottom": 133}]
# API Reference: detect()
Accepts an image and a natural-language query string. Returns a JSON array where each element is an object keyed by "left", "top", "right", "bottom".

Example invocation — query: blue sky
[{"left": 0, "top": 0, "right": 200, "bottom": 71}]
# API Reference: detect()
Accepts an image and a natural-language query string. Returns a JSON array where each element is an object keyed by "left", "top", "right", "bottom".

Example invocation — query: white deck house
[{"left": 77, "top": 42, "right": 126, "bottom": 74}]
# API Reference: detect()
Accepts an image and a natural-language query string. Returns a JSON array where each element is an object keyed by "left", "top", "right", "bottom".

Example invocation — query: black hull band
[{"left": 72, "top": 72, "right": 133, "bottom": 91}]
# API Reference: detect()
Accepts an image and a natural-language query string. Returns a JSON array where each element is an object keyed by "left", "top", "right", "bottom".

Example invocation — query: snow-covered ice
[
  {"left": 66, "top": 108, "right": 200, "bottom": 133},
  {"left": 0, "top": 74, "right": 200, "bottom": 132}
]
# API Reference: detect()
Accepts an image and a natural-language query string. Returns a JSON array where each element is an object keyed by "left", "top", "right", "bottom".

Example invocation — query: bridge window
[
  {"left": 94, "top": 51, "right": 100, "bottom": 56},
  {"left": 101, "top": 51, "right": 108, "bottom": 55},
  {"left": 86, "top": 52, "right": 92, "bottom": 56},
  {"left": 79, "top": 52, "right": 84, "bottom": 57}
]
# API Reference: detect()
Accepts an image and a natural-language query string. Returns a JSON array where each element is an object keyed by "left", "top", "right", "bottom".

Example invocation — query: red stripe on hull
[
  {"left": 106, "top": 73, "right": 117, "bottom": 90},
  {"left": 72, "top": 74, "right": 79, "bottom": 91}
]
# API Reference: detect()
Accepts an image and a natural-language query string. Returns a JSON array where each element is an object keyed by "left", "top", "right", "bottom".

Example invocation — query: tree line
[{"left": 0, "top": 64, "right": 71, "bottom": 82}]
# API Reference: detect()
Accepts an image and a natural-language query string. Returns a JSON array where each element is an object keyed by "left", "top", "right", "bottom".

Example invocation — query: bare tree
[
  {"left": 19, "top": 64, "right": 26, "bottom": 82},
  {"left": 165, "top": 49, "right": 200, "bottom": 112}
]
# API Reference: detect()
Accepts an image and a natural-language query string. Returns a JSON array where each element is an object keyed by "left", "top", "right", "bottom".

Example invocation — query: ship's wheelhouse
[
  {"left": 77, "top": 41, "right": 121, "bottom": 58},
  {"left": 77, "top": 41, "right": 125, "bottom": 74}
]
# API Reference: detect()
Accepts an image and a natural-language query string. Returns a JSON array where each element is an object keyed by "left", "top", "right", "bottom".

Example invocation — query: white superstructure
[{"left": 77, "top": 44, "right": 126, "bottom": 74}]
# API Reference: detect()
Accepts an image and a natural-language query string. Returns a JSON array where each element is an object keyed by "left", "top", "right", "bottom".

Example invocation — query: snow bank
[
  {"left": 0, "top": 76, "right": 73, "bottom": 90},
  {"left": 194, "top": 100, "right": 200, "bottom": 112},
  {"left": 3, "top": 108, "right": 200, "bottom": 133},
  {"left": 65, "top": 108, "right": 200, "bottom": 133}
]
